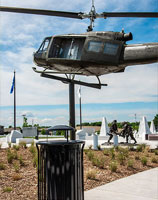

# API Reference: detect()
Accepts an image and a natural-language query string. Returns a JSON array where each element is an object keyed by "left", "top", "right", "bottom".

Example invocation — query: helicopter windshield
[{"left": 38, "top": 37, "right": 51, "bottom": 53}]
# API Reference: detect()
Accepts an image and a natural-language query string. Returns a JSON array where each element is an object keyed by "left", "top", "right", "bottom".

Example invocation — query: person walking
[
  {"left": 126, "top": 124, "right": 137, "bottom": 144},
  {"left": 108, "top": 120, "right": 118, "bottom": 143}
]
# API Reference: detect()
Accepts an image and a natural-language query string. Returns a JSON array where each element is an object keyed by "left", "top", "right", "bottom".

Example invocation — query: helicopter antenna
[{"left": 87, "top": 0, "right": 96, "bottom": 32}]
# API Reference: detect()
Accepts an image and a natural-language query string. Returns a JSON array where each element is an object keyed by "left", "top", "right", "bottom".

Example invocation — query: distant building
[
  {"left": 0, "top": 125, "right": 4, "bottom": 135},
  {"left": 4, "top": 127, "right": 21, "bottom": 135}
]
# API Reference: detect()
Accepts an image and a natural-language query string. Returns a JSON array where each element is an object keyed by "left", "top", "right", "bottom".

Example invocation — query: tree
[
  {"left": 153, "top": 114, "right": 158, "bottom": 130},
  {"left": 23, "top": 117, "right": 28, "bottom": 127},
  {"left": 41, "top": 129, "right": 46, "bottom": 135}
]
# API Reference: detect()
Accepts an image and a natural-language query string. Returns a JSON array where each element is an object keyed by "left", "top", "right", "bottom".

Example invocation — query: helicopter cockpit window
[
  {"left": 38, "top": 38, "right": 51, "bottom": 53},
  {"left": 103, "top": 43, "right": 119, "bottom": 56},
  {"left": 88, "top": 41, "right": 103, "bottom": 52}
]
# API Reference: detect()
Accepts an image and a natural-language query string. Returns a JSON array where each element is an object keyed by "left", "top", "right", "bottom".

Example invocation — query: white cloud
[{"left": 0, "top": 0, "right": 157, "bottom": 127}]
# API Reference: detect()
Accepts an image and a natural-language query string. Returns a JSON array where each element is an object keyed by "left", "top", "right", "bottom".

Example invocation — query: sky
[{"left": 0, "top": 0, "right": 158, "bottom": 127}]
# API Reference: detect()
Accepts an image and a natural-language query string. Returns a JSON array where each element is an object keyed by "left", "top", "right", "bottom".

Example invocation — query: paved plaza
[{"left": 85, "top": 167, "right": 158, "bottom": 200}]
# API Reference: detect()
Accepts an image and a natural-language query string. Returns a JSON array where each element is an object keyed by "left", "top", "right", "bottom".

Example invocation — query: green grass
[
  {"left": 151, "top": 157, "right": 158, "bottom": 163},
  {"left": 141, "top": 157, "right": 148, "bottom": 166},
  {"left": 92, "top": 156, "right": 105, "bottom": 169},
  {"left": 13, "top": 145, "right": 20, "bottom": 151},
  {"left": 19, "top": 156, "right": 25, "bottom": 166},
  {"left": 3, "top": 187, "right": 13, "bottom": 193},
  {"left": 13, "top": 163, "right": 20, "bottom": 173},
  {"left": 127, "top": 159, "right": 134, "bottom": 168},
  {"left": 86, "top": 169, "right": 97, "bottom": 180},
  {"left": 109, "top": 161, "right": 117, "bottom": 172},
  {"left": 87, "top": 150, "right": 94, "bottom": 161},
  {"left": 0, "top": 163, "right": 6, "bottom": 170}
]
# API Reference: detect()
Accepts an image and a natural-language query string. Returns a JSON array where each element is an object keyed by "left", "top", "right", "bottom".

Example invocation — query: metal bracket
[
  {"left": 41, "top": 73, "right": 107, "bottom": 89},
  {"left": 33, "top": 67, "right": 107, "bottom": 89}
]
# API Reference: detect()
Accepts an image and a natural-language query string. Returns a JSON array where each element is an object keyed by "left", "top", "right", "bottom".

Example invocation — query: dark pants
[
  {"left": 108, "top": 134, "right": 113, "bottom": 143},
  {"left": 126, "top": 133, "right": 137, "bottom": 143}
]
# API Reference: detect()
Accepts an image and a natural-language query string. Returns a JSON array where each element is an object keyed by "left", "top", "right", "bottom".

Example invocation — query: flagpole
[{"left": 14, "top": 71, "right": 16, "bottom": 130}]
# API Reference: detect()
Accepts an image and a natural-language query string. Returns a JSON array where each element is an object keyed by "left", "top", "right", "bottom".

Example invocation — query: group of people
[{"left": 107, "top": 120, "right": 137, "bottom": 144}]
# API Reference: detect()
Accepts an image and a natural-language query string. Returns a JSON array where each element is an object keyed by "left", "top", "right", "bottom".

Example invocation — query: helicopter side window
[
  {"left": 104, "top": 43, "right": 119, "bottom": 56},
  {"left": 88, "top": 41, "right": 103, "bottom": 52},
  {"left": 38, "top": 38, "right": 51, "bottom": 53}
]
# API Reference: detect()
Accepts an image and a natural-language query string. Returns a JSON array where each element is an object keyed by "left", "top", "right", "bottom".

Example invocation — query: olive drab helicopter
[{"left": 0, "top": 1, "right": 158, "bottom": 83}]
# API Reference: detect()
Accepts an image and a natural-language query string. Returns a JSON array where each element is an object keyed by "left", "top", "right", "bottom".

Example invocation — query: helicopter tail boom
[{"left": 123, "top": 42, "right": 158, "bottom": 66}]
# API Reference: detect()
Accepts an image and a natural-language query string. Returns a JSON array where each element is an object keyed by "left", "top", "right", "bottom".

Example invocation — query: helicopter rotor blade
[
  {"left": 101, "top": 12, "right": 158, "bottom": 18},
  {"left": 0, "top": 6, "right": 83, "bottom": 19}
]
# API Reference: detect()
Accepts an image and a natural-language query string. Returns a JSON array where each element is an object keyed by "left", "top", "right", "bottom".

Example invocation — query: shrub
[
  {"left": 117, "top": 148, "right": 128, "bottom": 165},
  {"left": 115, "top": 146, "right": 120, "bottom": 152},
  {"left": 19, "top": 156, "right": 25, "bottom": 166},
  {"left": 154, "top": 150, "right": 158, "bottom": 155},
  {"left": 3, "top": 187, "right": 12, "bottom": 193},
  {"left": 128, "top": 145, "right": 135, "bottom": 151},
  {"left": 33, "top": 153, "right": 38, "bottom": 168},
  {"left": 0, "top": 163, "right": 6, "bottom": 170},
  {"left": 103, "top": 148, "right": 110, "bottom": 156},
  {"left": 7, "top": 150, "right": 14, "bottom": 164},
  {"left": 19, "top": 141, "right": 27, "bottom": 148},
  {"left": 117, "top": 153, "right": 126, "bottom": 165},
  {"left": 12, "top": 173, "right": 22, "bottom": 181},
  {"left": 13, "top": 150, "right": 18, "bottom": 159},
  {"left": 97, "top": 145, "right": 101, "bottom": 150},
  {"left": 136, "top": 144, "right": 146, "bottom": 152},
  {"left": 109, "top": 148, "right": 115, "bottom": 160},
  {"left": 92, "top": 157, "right": 105, "bottom": 169},
  {"left": 88, "top": 145, "right": 92, "bottom": 150},
  {"left": 141, "top": 157, "right": 148, "bottom": 166},
  {"left": 13, "top": 145, "right": 19, "bottom": 151},
  {"left": 127, "top": 159, "right": 134, "bottom": 168},
  {"left": 135, "top": 154, "right": 140, "bottom": 160},
  {"left": 13, "top": 163, "right": 20, "bottom": 173},
  {"left": 84, "top": 149, "right": 89, "bottom": 155},
  {"left": 29, "top": 144, "right": 36, "bottom": 155},
  {"left": 151, "top": 157, "right": 157, "bottom": 163},
  {"left": 86, "top": 169, "right": 97, "bottom": 180},
  {"left": 109, "top": 161, "right": 117, "bottom": 172},
  {"left": 8, "top": 142, "right": 11, "bottom": 148},
  {"left": 118, "top": 147, "right": 129, "bottom": 157},
  {"left": 87, "top": 151, "right": 94, "bottom": 161}
]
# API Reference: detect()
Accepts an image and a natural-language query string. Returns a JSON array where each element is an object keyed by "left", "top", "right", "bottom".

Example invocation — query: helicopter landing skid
[{"left": 32, "top": 67, "right": 108, "bottom": 89}]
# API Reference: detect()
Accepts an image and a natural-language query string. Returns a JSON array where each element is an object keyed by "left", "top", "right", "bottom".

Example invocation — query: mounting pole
[{"left": 69, "top": 81, "right": 76, "bottom": 140}]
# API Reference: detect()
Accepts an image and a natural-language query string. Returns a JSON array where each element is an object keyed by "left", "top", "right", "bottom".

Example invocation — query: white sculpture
[
  {"left": 150, "top": 120, "right": 156, "bottom": 134},
  {"left": 76, "top": 129, "right": 87, "bottom": 140},
  {"left": 7, "top": 130, "right": 23, "bottom": 143},
  {"left": 138, "top": 116, "right": 151, "bottom": 140},
  {"left": 100, "top": 117, "right": 109, "bottom": 136},
  {"left": 93, "top": 133, "right": 98, "bottom": 150}
]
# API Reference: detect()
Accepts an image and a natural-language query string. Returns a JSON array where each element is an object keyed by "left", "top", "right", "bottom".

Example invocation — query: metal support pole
[
  {"left": 69, "top": 82, "right": 75, "bottom": 140},
  {"left": 79, "top": 92, "right": 82, "bottom": 129},
  {"left": 14, "top": 71, "right": 16, "bottom": 130}
]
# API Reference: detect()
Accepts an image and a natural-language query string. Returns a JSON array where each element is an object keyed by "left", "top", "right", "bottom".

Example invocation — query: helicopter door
[{"left": 49, "top": 37, "right": 85, "bottom": 60}]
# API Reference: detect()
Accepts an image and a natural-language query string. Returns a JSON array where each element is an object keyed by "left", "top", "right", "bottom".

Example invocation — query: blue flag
[{"left": 10, "top": 74, "right": 15, "bottom": 94}]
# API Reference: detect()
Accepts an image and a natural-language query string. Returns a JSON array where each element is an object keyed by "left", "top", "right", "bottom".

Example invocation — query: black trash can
[{"left": 36, "top": 125, "right": 85, "bottom": 200}]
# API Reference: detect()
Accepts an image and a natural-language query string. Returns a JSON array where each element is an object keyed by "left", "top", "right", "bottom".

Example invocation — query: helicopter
[{"left": 0, "top": 1, "right": 158, "bottom": 78}]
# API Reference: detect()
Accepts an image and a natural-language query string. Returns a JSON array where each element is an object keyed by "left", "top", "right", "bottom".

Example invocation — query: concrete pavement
[{"left": 85, "top": 167, "right": 158, "bottom": 200}]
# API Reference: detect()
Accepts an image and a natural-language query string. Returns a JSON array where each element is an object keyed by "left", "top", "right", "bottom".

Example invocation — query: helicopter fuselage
[{"left": 34, "top": 31, "right": 158, "bottom": 76}]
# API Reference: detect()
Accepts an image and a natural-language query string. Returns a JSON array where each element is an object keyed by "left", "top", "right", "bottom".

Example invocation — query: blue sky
[{"left": 0, "top": 0, "right": 158, "bottom": 127}]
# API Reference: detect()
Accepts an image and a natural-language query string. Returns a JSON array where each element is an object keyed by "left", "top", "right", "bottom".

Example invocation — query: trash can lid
[
  {"left": 46, "top": 125, "right": 75, "bottom": 133},
  {"left": 36, "top": 140, "right": 85, "bottom": 146}
]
